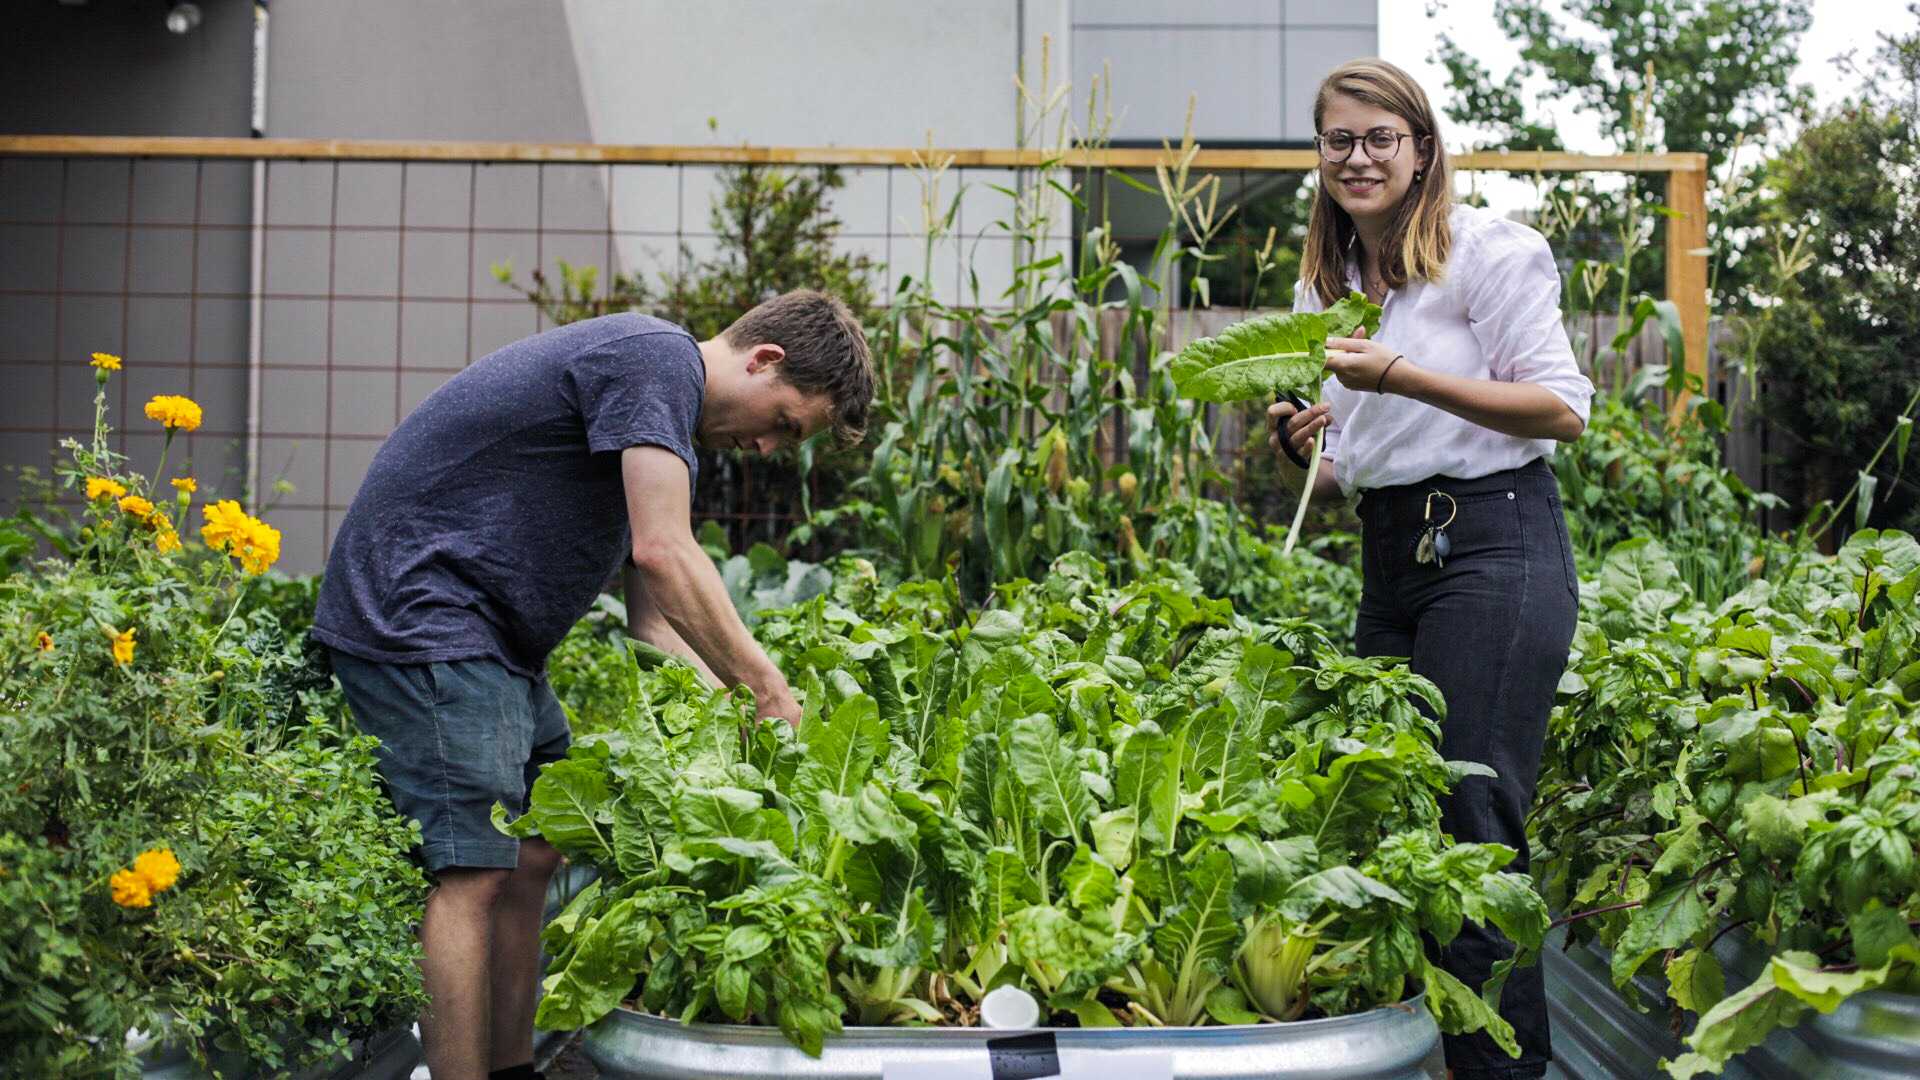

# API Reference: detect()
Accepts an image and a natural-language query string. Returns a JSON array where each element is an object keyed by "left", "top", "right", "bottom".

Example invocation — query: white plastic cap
[{"left": 980, "top": 984, "right": 1042, "bottom": 1029}]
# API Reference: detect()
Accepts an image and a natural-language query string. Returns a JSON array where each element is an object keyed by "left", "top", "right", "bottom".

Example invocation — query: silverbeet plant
[
  {"left": 1169, "top": 293, "right": 1382, "bottom": 554},
  {"left": 508, "top": 552, "right": 1546, "bottom": 1056}
]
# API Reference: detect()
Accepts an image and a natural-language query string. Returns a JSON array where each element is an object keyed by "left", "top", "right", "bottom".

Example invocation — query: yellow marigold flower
[
  {"left": 90, "top": 352, "right": 123, "bottom": 371},
  {"left": 110, "top": 867, "right": 152, "bottom": 909},
  {"left": 111, "top": 626, "right": 136, "bottom": 667},
  {"left": 143, "top": 395, "right": 203, "bottom": 433},
  {"left": 118, "top": 495, "right": 155, "bottom": 520},
  {"left": 36, "top": 631, "right": 54, "bottom": 652},
  {"left": 133, "top": 848, "right": 181, "bottom": 893},
  {"left": 201, "top": 501, "right": 282, "bottom": 574},
  {"left": 170, "top": 477, "right": 197, "bottom": 494},
  {"left": 200, "top": 499, "right": 249, "bottom": 549},
  {"left": 154, "top": 524, "right": 182, "bottom": 555},
  {"left": 86, "top": 477, "right": 128, "bottom": 501},
  {"left": 232, "top": 519, "right": 282, "bottom": 576}
]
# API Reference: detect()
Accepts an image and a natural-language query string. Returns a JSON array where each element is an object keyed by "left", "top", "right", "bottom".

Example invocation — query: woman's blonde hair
[{"left": 1302, "top": 58, "right": 1453, "bottom": 307}]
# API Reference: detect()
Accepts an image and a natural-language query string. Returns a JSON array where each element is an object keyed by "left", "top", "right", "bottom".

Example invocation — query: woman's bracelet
[{"left": 1376, "top": 354, "right": 1405, "bottom": 394}]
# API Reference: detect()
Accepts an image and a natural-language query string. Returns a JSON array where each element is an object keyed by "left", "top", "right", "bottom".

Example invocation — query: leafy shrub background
[{"left": 0, "top": 380, "right": 426, "bottom": 1077}]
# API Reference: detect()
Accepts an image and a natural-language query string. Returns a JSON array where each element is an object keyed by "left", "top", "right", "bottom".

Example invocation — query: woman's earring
[{"left": 1413, "top": 170, "right": 1425, "bottom": 183}]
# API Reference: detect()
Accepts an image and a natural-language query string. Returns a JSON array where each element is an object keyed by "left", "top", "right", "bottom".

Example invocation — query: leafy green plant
[
  {"left": 1169, "top": 294, "right": 1381, "bottom": 553},
  {"left": 0, "top": 365, "right": 426, "bottom": 1077},
  {"left": 837, "top": 53, "right": 1264, "bottom": 596},
  {"left": 507, "top": 551, "right": 1546, "bottom": 1056},
  {"left": 1532, "top": 530, "right": 1920, "bottom": 1077},
  {"left": 1552, "top": 378, "right": 1783, "bottom": 605}
]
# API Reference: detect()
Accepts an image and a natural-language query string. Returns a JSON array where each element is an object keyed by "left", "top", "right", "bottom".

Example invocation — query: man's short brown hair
[{"left": 722, "top": 290, "right": 874, "bottom": 446}]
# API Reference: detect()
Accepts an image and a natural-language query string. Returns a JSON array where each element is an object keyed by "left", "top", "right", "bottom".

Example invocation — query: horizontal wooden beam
[{"left": 0, "top": 136, "right": 1709, "bottom": 174}]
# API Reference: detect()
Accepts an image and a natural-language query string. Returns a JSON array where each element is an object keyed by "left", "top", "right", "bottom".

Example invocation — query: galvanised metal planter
[
  {"left": 1543, "top": 926, "right": 1920, "bottom": 1079},
  {"left": 581, "top": 994, "right": 1439, "bottom": 1080}
]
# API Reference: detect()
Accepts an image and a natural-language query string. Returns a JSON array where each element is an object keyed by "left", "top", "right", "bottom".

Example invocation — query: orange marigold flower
[
  {"left": 86, "top": 477, "right": 128, "bottom": 501},
  {"left": 143, "top": 395, "right": 203, "bottom": 433},
  {"left": 154, "top": 524, "right": 182, "bottom": 555},
  {"left": 170, "top": 477, "right": 197, "bottom": 494},
  {"left": 110, "top": 626, "right": 136, "bottom": 667},
  {"left": 133, "top": 848, "right": 181, "bottom": 893},
  {"left": 90, "top": 352, "right": 122, "bottom": 371},
  {"left": 110, "top": 868, "right": 152, "bottom": 909},
  {"left": 36, "top": 631, "right": 54, "bottom": 652},
  {"left": 118, "top": 495, "right": 155, "bottom": 520}
]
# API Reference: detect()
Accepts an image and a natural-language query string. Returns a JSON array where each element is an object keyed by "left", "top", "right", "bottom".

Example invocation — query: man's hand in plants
[
  {"left": 1325, "top": 325, "right": 1406, "bottom": 393},
  {"left": 755, "top": 678, "right": 803, "bottom": 729},
  {"left": 1268, "top": 399, "right": 1332, "bottom": 465}
]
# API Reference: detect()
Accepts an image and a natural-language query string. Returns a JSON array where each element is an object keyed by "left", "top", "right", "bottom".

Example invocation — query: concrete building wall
[
  {"left": 1, "top": 0, "right": 256, "bottom": 521},
  {"left": 1071, "top": 0, "right": 1380, "bottom": 144},
  {"left": 3, "top": 1, "right": 1378, "bottom": 573},
  {"left": 250, "top": 0, "right": 602, "bottom": 570}
]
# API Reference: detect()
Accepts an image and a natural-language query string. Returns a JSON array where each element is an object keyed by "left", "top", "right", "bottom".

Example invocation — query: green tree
[
  {"left": 654, "top": 162, "right": 878, "bottom": 339},
  {"left": 1748, "top": 12, "right": 1920, "bottom": 536},
  {"left": 1430, "top": 0, "right": 1814, "bottom": 309}
]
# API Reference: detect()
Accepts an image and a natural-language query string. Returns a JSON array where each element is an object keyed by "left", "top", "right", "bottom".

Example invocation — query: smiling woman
[{"left": 1262, "top": 57, "right": 1596, "bottom": 1080}]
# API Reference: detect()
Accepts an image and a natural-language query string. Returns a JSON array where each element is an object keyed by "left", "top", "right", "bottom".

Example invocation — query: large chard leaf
[
  {"left": 536, "top": 888, "right": 683, "bottom": 1030},
  {"left": 791, "top": 692, "right": 886, "bottom": 820},
  {"left": 982, "top": 845, "right": 1042, "bottom": 928},
  {"left": 1009, "top": 713, "right": 1095, "bottom": 842},
  {"left": 497, "top": 755, "right": 615, "bottom": 863},
  {"left": 1169, "top": 293, "right": 1381, "bottom": 403},
  {"left": 818, "top": 782, "right": 917, "bottom": 846},
  {"left": 1152, "top": 848, "right": 1241, "bottom": 983}
]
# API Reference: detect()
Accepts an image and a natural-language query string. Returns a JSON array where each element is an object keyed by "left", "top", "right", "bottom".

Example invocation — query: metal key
[{"left": 1416, "top": 491, "right": 1457, "bottom": 568}]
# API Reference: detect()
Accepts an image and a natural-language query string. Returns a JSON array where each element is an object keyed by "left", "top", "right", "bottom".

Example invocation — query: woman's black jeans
[{"left": 1354, "top": 457, "right": 1577, "bottom": 1080}]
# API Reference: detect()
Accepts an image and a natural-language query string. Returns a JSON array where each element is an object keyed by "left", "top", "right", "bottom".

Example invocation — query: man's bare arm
[
  {"left": 622, "top": 561, "right": 722, "bottom": 687},
  {"left": 621, "top": 446, "right": 801, "bottom": 725}
]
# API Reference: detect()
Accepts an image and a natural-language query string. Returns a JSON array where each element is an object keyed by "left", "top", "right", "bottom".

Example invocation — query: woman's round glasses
[{"left": 1315, "top": 128, "right": 1417, "bottom": 164}]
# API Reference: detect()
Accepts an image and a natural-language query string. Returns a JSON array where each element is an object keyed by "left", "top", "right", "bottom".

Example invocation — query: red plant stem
[
  {"left": 1552, "top": 899, "right": 1644, "bottom": 930},
  {"left": 1706, "top": 918, "right": 1750, "bottom": 953}
]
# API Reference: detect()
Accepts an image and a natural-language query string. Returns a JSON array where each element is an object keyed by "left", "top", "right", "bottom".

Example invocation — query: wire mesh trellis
[{"left": 0, "top": 138, "right": 1716, "bottom": 574}]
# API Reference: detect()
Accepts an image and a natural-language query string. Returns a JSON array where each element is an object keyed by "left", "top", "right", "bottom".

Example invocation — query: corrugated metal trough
[
  {"left": 1543, "top": 926, "right": 1920, "bottom": 1079},
  {"left": 581, "top": 993, "right": 1439, "bottom": 1080}
]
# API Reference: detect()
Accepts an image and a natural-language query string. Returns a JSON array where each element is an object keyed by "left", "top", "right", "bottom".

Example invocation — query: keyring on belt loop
[{"left": 1423, "top": 489, "right": 1458, "bottom": 528}]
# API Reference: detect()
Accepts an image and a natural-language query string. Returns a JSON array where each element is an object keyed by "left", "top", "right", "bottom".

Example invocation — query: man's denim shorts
[{"left": 330, "top": 650, "right": 571, "bottom": 873}]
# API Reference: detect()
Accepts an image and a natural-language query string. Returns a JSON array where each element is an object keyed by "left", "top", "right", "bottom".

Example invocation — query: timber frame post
[{"left": 1663, "top": 154, "right": 1712, "bottom": 419}]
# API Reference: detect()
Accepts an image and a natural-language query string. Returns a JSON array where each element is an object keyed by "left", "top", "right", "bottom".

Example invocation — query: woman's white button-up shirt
[{"left": 1293, "top": 202, "right": 1596, "bottom": 496}]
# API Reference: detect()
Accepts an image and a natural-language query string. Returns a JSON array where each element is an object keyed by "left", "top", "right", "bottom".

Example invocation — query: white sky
[{"left": 1377, "top": 0, "right": 1918, "bottom": 210}]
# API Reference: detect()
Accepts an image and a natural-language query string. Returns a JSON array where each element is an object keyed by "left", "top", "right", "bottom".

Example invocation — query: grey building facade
[{"left": 2, "top": 0, "right": 1379, "bottom": 573}]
